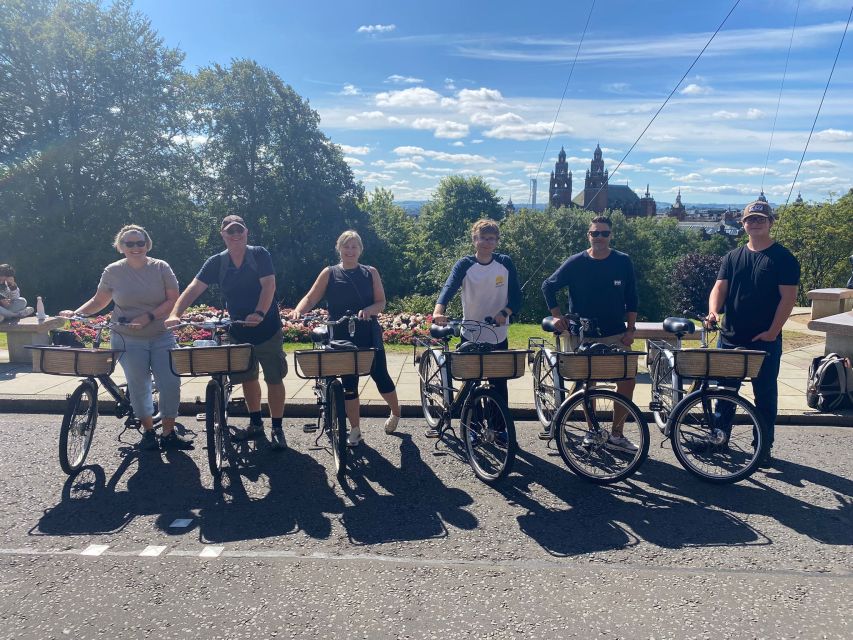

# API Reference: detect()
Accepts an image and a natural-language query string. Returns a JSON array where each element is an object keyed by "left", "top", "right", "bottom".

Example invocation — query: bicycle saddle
[
  {"left": 430, "top": 324, "right": 456, "bottom": 339},
  {"left": 577, "top": 342, "right": 622, "bottom": 355},
  {"left": 663, "top": 317, "right": 695, "bottom": 336},
  {"left": 311, "top": 326, "right": 329, "bottom": 343},
  {"left": 329, "top": 339, "right": 357, "bottom": 351},
  {"left": 541, "top": 316, "right": 561, "bottom": 334}
]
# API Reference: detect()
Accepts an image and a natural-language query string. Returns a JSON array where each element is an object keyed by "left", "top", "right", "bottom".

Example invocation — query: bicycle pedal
[
  {"left": 424, "top": 429, "right": 441, "bottom": 439},
  {"left": 195, "top": 412, "right": 205, "bottom": 422},
  {"left": 303, "top": 423, "right": 318, "bottom": 433},
  {"left": 537, "top": 430, "right": 552, "bottom": 440},
  {"left": 649, "top": 401, "right": 663, "bottom": 411}
]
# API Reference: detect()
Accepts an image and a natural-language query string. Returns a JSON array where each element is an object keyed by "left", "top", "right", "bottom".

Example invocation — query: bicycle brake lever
[{"left": 348, "top": 316, "right": 355, "bottom": 337}]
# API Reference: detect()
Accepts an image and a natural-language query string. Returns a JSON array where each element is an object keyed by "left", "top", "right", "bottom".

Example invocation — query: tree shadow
[{"left": 340, "top": 433, "right": 477, "bottom": 545}]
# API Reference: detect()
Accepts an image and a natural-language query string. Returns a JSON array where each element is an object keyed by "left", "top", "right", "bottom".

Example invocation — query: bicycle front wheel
[
  {"left": 532, "top": 350, "right": 563, "bottom": 428},
  {"left": 59, "top": 380, "right": 99, "bottom": 475},
  {"left": 327, "top": 379, "right": 348, "bottom": 482},
  {"left": 648, "top": 345, "right": 676, "bottom": 432},
  {"left": 553, "top": 388, "right": 649, "bottom": 485},
  {"left": 670, "top": 390, "right": 765, "bottom": 484},
  {"left": 419, "top": 349, "right": 446, "bottom": 428},
  {"left": 461, "top": 388, "right": 516, "bottom": 484},
  {"left": 205, "top": 379, "right": 226, "bottom": 477}
]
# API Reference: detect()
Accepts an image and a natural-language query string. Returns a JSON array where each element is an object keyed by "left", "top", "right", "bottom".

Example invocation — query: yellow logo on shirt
[{"left": 495, "top": 275, "right": 505, "bottom": 287}]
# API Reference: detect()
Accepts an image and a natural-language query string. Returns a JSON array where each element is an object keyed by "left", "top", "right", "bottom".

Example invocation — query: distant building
[
  {"left": 668, "top": 189, "right": 686, "bottom": 221},
  {"left": 505, "top": 197, "right": 516, "bottom": 215},
  {"left": 548, "top": 147, "right": 573, "bottom": 208}
]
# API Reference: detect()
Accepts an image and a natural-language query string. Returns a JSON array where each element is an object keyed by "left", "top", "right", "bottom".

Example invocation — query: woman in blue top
[{"left": 290, "top": 230, "right": 401, "bottom": 446}]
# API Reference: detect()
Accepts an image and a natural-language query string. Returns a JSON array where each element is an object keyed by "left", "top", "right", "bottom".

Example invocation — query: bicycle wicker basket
[
  {"left": 294, "top": 348, "right": 375, "bottom": 379},
  {"left": 674, "top": 348, "right": 765, "bottom": 379},
  {"left": 448, "top": 350, "right": 528, "bottom": 381},
  {"left": 557, "top": 351, "right": 643, "bottom": 381},
  {"left": 27, "top": 345, "right": 120, "bottom": 377},
  {"left": 169, "top": 344, "right": 254, "bottom": 377}
]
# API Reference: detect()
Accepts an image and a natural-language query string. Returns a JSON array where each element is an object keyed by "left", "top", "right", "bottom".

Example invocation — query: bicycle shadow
[
  {"left": 340, "top": 433, "right": 477, "bottom": 545},
  {"left": 196, "top": 438, "right": 343, "bottom": 544},
  {"left": 498, "top": 449, "right": 766, "bottom": 557}
]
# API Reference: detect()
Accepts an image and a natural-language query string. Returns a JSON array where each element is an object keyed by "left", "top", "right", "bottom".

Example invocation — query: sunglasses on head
[
  {"left": 224, "top": 225, "right": 246, "bottom": 235},
  {"left": 588, "top": 230, "right": 611, "bottom": 238},
  {"left": 123, "top": 240, "right": 147, "bottom": 248},
  {"left": 743, "top": 215, "right": 768, "bottom": 224}
]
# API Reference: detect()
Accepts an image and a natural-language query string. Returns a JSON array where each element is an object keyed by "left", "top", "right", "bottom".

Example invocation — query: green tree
[
  {"left": 417, "top": 175, "right": 504, "bottom": 250},
  {"left": 358, "top": 188, "right": 417, "bottom": 300}
]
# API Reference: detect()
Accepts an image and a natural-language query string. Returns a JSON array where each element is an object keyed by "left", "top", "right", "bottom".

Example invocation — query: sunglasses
[
  {"left": 742, "top": 216, "right": 769, "bottom": 224},
  {"left": 123, "top": 240, "right": 147, "bottom": 248},
  {"left": 588, "top": 230, "right": 611, "bottom": 238},
  {"left": 224, "top": 226, "right": 246, "bottom": 235}
]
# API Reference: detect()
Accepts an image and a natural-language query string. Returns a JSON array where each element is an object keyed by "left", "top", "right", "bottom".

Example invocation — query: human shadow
[
  {"left": 340, "top": 433, "right": 477, "bottom": 545},
  {"left": 498, "top": 449, "right": 766, "bottom": 557}
]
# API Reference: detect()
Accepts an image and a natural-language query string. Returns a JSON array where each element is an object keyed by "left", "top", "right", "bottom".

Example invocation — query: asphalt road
[{"left": 0, "top": 413, "right": 850, "bottom": 639}]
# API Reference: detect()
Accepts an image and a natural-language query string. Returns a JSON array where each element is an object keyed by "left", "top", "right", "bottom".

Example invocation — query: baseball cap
[
  {"left": 221, "top": 215, "right": 246, "bottom": 230},
  {"left": 741, "top": 200, "right": 774, "bottom": 220}
]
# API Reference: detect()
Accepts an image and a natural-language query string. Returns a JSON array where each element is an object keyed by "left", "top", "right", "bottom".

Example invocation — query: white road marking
[
  {"left": 80, "top": 544, "right": 109, "bottom": 556},
  {"left": 199, "top": 546, "right": 224, "bottom": 558},
  {"left": 169, "top": 518, "right": 193, "bottom": 528},
  {"left": 139, "top": 545, "right": 167, "bottom": 557}
]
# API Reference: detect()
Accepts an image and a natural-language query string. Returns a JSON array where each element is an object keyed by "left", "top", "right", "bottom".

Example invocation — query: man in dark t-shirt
[
  {"left": 708, "top": 200, "right": 800, "bottom": 467},
  {"left": 541, "top": 215, "right": 640, "bottom": 453},
  {"left": 167, "top": 215, "right": 288, "bottom": 449}
]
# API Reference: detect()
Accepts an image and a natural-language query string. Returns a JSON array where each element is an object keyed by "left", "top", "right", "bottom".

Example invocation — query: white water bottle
[{"left": 36, "top": 296, "right": 46, "bottom": 320}]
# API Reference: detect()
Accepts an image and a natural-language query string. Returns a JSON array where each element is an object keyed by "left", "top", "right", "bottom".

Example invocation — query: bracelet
[
  {"left": 498, "top": 309, "right": 509, "bottom": 318},
  {"left": 254, "top": 309, "right": 266, "bottom": 318},
  {"left": 146, "top": 311, "right": 155, "bottom": 322}
]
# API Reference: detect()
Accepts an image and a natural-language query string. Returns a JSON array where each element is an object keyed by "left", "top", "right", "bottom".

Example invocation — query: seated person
[{"left": 0, "top": 264, "right": 34, "bottom": 321}]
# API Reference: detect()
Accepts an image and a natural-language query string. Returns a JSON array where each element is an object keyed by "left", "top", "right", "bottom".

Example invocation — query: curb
[{"left": 2, "top": 397, "right": 852, "bottom": 427}]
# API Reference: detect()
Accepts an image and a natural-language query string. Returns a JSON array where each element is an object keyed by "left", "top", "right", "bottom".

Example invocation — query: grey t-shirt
[{"left": 98, "top": 258, "right": 179, "bottom": 338}]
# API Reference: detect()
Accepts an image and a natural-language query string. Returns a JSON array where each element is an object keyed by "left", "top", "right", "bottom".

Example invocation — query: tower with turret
[
  {"left": 548, "top": 147, "right": 573, "bottom": 208},
  {"left": 583, "top": 144, "right": 609, "bottom": 213}
]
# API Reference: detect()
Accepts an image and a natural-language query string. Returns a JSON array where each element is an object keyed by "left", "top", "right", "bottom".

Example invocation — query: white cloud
[
  {"left": 339, "top": 83, "right": 361, "bottom": 96},
  {"left": 648, "top": 156, "right": 683, "bottom": 165},
  {"left": 444, "top": 78, "right": 457, "bottom": 90},
  {"left": 815, "top": 128, "right": 853, "bottom": 142},
  {"left": 338, "top": 144, "right": 371, "bottom": 155},
  {"left": 778, "top": 158, "right": 798, "bottom": 165},
  {"left": 411, "top": 118, "right": 469, "bottom": 139},
  {"left": 387, "top": 116, "right": 406, "bottom": 124},
  {"left": 375, "top": 87, "right": 442, "bottom": 107},
  {"left": 712, "top": 110, "right": 739, "bottom": 120},
  {"left": 392, "top": 146, "right": 492, "bottom": 164},
  {"left": 471, "top": 139, "right": 484, "bottom": 144},
  {"left": 374, "top": 159, "right": 422, "bottom": 170},
  {"left": 357, "top": 24, "right": 396, "bottom": 34},
  {"left": 344, "top": 157, "right": 364, "bottom": 167},
  {"left": 676, "top": 173, "right": 703, "bottom": 182},
  {"left": 604, "top": 82, "right": 630, "bottom": 93},
  {"left": 802, "top": 159, "right": 836, "bottom": 168},
  {"left": 345, "top": 111, "right": 385, "bottom": 123},
  {"left": 484, "top": 121, "right": 572, "bottom": 141},
  {"left": 451, "top": 141, "right": 465, "bottom": 147},
  {"left": 680, "top": 83, "right": 712, "bottom": 96},
  {"left": 449, "top": 87, "right": 507, "bottom": 113},
  {"left": 469, "top": 112, "right": 524, "bottom": 126},
  {"left": 386, "top": 74, "right": 423, "bottom": 85},
  {"left": 710, "top": 167, "right": 773, "bottom": 176},
  {"left": 745, "top": 108, "right": 765, "bottom": 120}
]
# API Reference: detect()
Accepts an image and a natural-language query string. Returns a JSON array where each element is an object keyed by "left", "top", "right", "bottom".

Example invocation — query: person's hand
[
  {"left": 58, "top": 309, "right": 76, "bottom": 318},
  {"left": 433, "top": 314, "right": 449, "bottom": 326},
  {"left": 0, "top": 299, "right": 10, "bottom": 309},
  {"left": 705, "top": 311, "right": 720, "bottom": 329},
  {"left": 552, "top": 315, "right": 569, "bottom": 333},
  {"left": 244, "top": 312, "right": 263, "bottom": 327},
  {"left": 128, "top": 313, "right": 152, "bottom": 329},
  {"left": 164, "top": 315, "right": 181, "bottom": 329},
  {"left": 751, "top": 330, "right": 777, "bottom": 343},
  {"left": 358, "top": 308, "right": 369, "bottom": 321},
  {"left": 494, "top": 312, "right": 508, "bottom": 327},
  {"left": 621, "top": 328, "right": 635, "bottom": 347},
  {"left": 287, "top": 309, "right": 302, "bottom": 321}
]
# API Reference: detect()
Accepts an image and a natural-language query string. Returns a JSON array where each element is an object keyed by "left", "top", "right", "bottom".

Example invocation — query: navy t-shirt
[
  {"left": 542, "top": 250, "right": 639, "bottom": 337},
  {"left": 196, "top": 246, "right": 281, "bottom": 344},
  {"left": 718, "top": 242, "right": 800, "bottom": 345}
]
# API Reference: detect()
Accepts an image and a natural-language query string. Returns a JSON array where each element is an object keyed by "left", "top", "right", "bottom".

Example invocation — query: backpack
[
  {"left": 806, "top": 353, "right": 853, "bottom": 412},
  {"left": 217, "top": 246, "right": 259, "bottom": 290}
]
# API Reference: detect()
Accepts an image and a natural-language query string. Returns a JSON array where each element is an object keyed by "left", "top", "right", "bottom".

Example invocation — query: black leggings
[{"left": 342, "top": 349, "right": 395, "bottom": 399}]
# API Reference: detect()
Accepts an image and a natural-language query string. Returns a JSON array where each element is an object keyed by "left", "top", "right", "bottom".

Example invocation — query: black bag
[
  {"left": 806, "top": 353, "right": 853, "bottom": 412},
  {"left": 50, "top": 329, "right": 85, "bottom": 348}
]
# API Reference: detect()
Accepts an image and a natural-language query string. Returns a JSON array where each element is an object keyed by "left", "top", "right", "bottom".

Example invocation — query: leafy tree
[
  {"left": 670, "top": 253, "right": 723, "bottom": 316},
  {"left": 358, "top": 188, "right": 417, "bottom": 300},
  {"left": 417, "top": 175, "right": 504, "bottom": 252}
]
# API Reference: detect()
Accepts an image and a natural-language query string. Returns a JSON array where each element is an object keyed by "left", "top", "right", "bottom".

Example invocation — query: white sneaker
[
  {"left": 384, "top": 414, "right": 400, "bottom": 434},
  {"left": 606, "top": 434, "right": 639, "bottom": 453},
  {"left": 347, "top": 427, "right": 363, "bottom": 447},
  {"left": 16, "top": 306, "right": 34, "bottom": 318}
]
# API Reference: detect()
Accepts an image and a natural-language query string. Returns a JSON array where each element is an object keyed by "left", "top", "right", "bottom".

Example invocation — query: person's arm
[
  {"left": 359, "top": 267, "right": 386, "bottom": 319},
  {"left": 494, "top": 255, "right": 522, "bottom": 327},
  {"left": 59, "top": 289, "right": 114, "bottom": 318},
  {"left": 243, "top": 274, "right": 275, "bottom": 327},
  {"left": 707, "top": 279, "right": 728, "bottom": 326},
  {"left": 752, "top": 284, "right": 797, "bottom": 342},
  {"left": 290, "top": 269, "right": 330, "bottom": 318},
  {"left": 433, "top": 258, "right": 470, "bottom": 325},
  {"left": 542, "top": 259, "right": 572, "bottom": 332},
  {"left": 621, "top": 257, "right": 639, "bottom": 346},
  {"left": 129, "top": 288, "right": 179, "bottom": 329},
  {"left": 165, "top": 278, "right": 208, "bottom": 327}
]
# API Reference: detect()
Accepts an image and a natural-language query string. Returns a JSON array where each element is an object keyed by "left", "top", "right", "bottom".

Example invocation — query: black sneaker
[
  {"left": 233, "top": 423, "right": 264, "bottom": 441},
  {"left": 270, "top": 426, "right": 287, "bottom": 450},
  {"left": 139, "top": 429, "right": 159, "bottom": 451},
  {"left": 161, "top": 430, "right": 194, "bottom": 450},
  {"left": 757, "top": 454, "right": 775, "bottom": 469}
]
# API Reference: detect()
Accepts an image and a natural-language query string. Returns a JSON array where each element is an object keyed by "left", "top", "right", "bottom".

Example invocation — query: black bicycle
[
  {"left": 28, "top": 318, "right": 160, "bottom": 475},
  {"left": 415, "top": 319, "right": 526, "bottom": 484},
  {"left": 169, "top": 318, "right": 253, "bottom": 478},
  {"left": 294, "top": 312, "right": 375, "bottom": 484}
]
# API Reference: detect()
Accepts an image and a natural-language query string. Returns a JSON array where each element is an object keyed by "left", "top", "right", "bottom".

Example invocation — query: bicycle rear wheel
[
  {"left": 461, "top": 388, "right": 516, "bottom": 484},
  {"left": 59, "top": 380, "right": 99, "bottom": 475},
  {"left": 670, "top": 390, "right": 765, "bottom": 484},
  {"left": 327, "top": 379, "right": 348, "bottom": 482},
  {"left": 532, "top": 350, "right": 563, "bottom": 428},
  {"left": 648, "top": 344, "right": 675, "bottom": 432},
  {"left": 205, "top": 379, "right": 226, "bottom": 477},
  {"left": 553, "top": 388, "right": 649, "bottom": 484},
  {"left": 418, "top": 349, "right": 446, "bottom": 428}
]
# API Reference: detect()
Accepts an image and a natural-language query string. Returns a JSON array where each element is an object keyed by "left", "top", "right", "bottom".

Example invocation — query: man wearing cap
[
  {"left": 167, "top": 215, "right": 288, "bottom": 449},
  {"left": 708, "top": 200, "right": 800, "bottom": 468}
]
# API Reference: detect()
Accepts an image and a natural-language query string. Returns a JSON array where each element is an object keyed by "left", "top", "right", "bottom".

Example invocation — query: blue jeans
[
  {"left": 716, "top": 335, "right": 783, "bottom": 452},
  {"left": 0, "top": 297, "right": 27, "bottom": 320},
  {"left": 111, "top": 332, "right": 181, "bottom": 419}
]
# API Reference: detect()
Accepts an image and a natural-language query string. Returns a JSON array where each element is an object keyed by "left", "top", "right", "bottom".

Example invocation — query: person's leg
[
  {"left": 713, "top": 338, "right": 743, "bottom": 438},
  {"left": 369, "top": 350, "right": 401, "bottom": 432},
  {"left": 612, "top": 378, "right": 636, "bottom": 436},
  {"left": 149, "top": 333, "right": 181, "bottom": 435},
  {"left": 749, "top": 337, "right": 782, "bottom": 457},
  {"left": 341, "top": 374, "right": 361, "bottom": 433},
  {"left": 113, "top": 334, "right": 158, "bottom": 449},
  {"left": 257, "top": 331, "right": 287, "bottom": 419}
]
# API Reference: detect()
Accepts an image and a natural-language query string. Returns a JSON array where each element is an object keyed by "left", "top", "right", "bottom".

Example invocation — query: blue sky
[{"left": 135, "top": 0, "right": 853, "bottom": 206}]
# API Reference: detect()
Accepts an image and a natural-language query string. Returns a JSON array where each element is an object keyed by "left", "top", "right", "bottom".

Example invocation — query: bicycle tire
[
  {"left": 418, "top": 349, "right": 446, "bottom": 428},
  {"left": 205, "top": 379, "right": 226, "bottom": 477},
  {"left": 553, "top": 388, "right": 649, "bottom": 485},
  {"left": 327, "top": 379, "right": 348, "bottom": 482},
  {"left": 532, "top": 349, "right": 563, "bottom": 428},
  {"left": 59, "top": 380, "right": 99, "bottom": 475},
  {"left": 669, "top": 390, "right": 766, "bottom": 484},
  {"left": 460, "top": 388, "right": 516, "bottom": 484},
  {"left": 649, "top": 347, "right": 676, "bottom": 432}
]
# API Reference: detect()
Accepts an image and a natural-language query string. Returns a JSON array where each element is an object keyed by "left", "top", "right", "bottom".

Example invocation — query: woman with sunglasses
[{"left": 59, "top": 225, "right": 190, "bottom": 451}]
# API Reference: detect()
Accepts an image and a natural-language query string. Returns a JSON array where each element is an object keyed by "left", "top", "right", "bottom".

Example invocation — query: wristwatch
[
  {"left": 146, "top": 311, "right": 155, "bottom": 322},
  {"left": 498, "top": 309, "right": 509, "bottom": 319},
  {"left": 254, "top": 309, "right": 266, "bottom": 318}
]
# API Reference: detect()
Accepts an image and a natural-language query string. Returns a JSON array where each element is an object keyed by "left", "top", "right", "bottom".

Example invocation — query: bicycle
[
  {"left": 415, "top": 318, "right": 526, "bottom": 485},
  {"left": 528, "top": 320, "right": 570, "bottom": 437},
  {"left": 27, "top": 317, "right": 161, "bottom": 475},
  {"left": 168, "top": 317, "right": 253, "bottom": 479},
  {"left": 542, "top": 314, "right": 650, "bottom": 484},
  {"left": 646, "top": 312, "right": 768, "bottom": 483},
  {"left": 293, "top": 312, "right": 375, "bottom": 484}
]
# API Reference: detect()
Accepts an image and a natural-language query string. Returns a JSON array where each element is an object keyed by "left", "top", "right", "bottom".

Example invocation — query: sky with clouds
[{"left": 135, "top": 0, "right": 852, "bottom": 206}]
